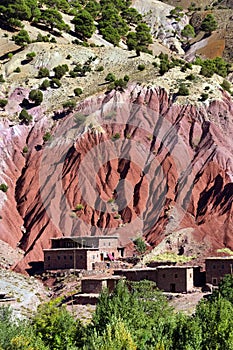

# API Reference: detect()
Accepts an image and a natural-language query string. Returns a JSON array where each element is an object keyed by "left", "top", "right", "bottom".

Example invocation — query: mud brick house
[
  {"left": 81, "top": 275, "right": 124, "bottom": 294},
  {"left": 115, "top": 266, "right": 202, "bottom": 293},
  {"left": 44, "top": 236, "right": 123, "bottom": 270},
  {"left": 205, "top": 257, "right": 233, "bottom": 286}
]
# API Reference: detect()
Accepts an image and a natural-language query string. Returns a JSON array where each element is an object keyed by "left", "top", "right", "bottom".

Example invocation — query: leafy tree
[
  {"left": 26, "top": 51, "right": 36, "bottom": 61},
  {"left": 178, "top": 83, "right": 189, "bottom": 96},
  {"left": 201, "top": 14, "right": 218, "bottom": 34},
  {"left": 105, "top": 73, "right": 116, "bottom": 82},
  {"left": 181, "top": 24, "right": 195, "bottom": 39},
  {"left": 29, "top": 89, "right": 43, "bottom": 105},
  {"left": 100, "top": 26, "right": 121, "bottom": 46},
  {"left": 12, "top": 29, "right": 30, "bottom": 46},
  {"left": 84, "top": 0, "right": 101, "bottom": 18},
  {"left": 133, "top": 237, "right": 146, "bottom": 255},
  {"left": 73, "top": 10, "right": 96, "bottom": 40},
  {"left": 32, "top": 298, "right": 84, "bottom": 349},
  {"left": 39, "top": 8, "right": 69, "bottom": 31},
  {"left": 127, "top": 23, "right": 153, "bottom": 55},
  {"left": 50, "top": 78, "right": 62, "bottom": 88},
  {"left": 74, "top": 87, "right": 83, "bottom": 96},
  {"left": 0, "top": 183, "right": 8, "bottom": 192},
  {"left": 19, "top": 109, "right": 33, "bottom": 124},
  {"left": 195, "top": 297, "right": 233, "bottom": 349},
  {"left": 39, "top": 79, "right": 50, "bottom": 90},
  {"left": 53, "top": 64, "right": 69, "bottom": 79},
  {"left": 38, "top": 67, "right": 50, "bottom": 78},
  {"left": 121, "top": 8, "right": 142, "bottom": 25},
  {"left": 0, "top": 99, "right": 7, "bottom": 108}
]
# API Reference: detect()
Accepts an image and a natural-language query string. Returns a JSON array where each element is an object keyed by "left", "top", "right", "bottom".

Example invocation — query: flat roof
[
  {"left": 81, "top": 275, "right": 125, "bottom": 281},
  {"left": 43, "top": 248, "right": 99, "bottom": 252},
  {"left": 156, "top": 265, "right": 193, "bottom": 269},
  {"left": 116, "top": 268, "right": 157, "bottom": 272}
]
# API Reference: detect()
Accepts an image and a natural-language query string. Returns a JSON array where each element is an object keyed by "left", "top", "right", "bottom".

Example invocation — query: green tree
[
  {"left": 133, "top": 237, "right": 146, "bottom": 255},
  {"left": 181, "top": 24, "right": 195, "bottom": 39},
  {"left": 32, "top": 298, "right": 84, "bottom": 349},
  {"left": 29, "top": 89, "right": 43, "bottom": 105},
  {"left": 84, "top": 0, "right": 100, "bottom": 19},
  {"left": 105, "top": 73, "right": 116, "bottom": 82},
  {"left": 38, "top": 67, "right": 50, "bottom": 78},
  {"left": 73, "top": 10, "right": 96, "bottom": 40},
  {"left": 121, "top": 8, "right": 142, "bottom": 25},
  {"left": 12, "top": 29, "right": 30, "bottom": 46},
  {"left": 19, "top": 109, "right": 33, "bottom": 124},
  {"left": 201, "top": 14, "right": 218, "bottom": 35},
  {"left": 53, "top": 64, "right": 68, "bottom": 79},
  {"left": 39, "top": 8, "right": 69, "bottom": 31},
  {"left": 127, "top": 23, "right": 152, "bottom": 55}
]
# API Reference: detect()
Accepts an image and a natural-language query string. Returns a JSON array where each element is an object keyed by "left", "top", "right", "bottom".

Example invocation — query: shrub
[
  {"left": 8, "top": 53, "right": 13, "bottom": 60},
  {"left": 50, "top": 78, "right": 62, "bottom": 88},
  {"left": 177, "top": 83, "right": 189, "bottom": 96},
  {"left": 105, "top": 73, "right": 116, "bottom": 82},
  {"left": 137, "top": 64, "right": 145, "bottom": 71},
  {"left": 14, "top": 67, "right": 21, "bottom": 73},
  {"left": 74, "top": 88, "right": 83, "bottom": 96},
  {"left": 181, "top": 24, "right": 195, "bottom": 39},
  {"left": 123, "top": 75, "right": 130, "bottom": 82},
  {"left": 63, "top": 100, "right": 76, "bottom": 109},
  {"left": 39, "top": 79, "right": 50, "bottom": 90},
  {"left": 0, "top": 99, "right": 7, "bottom": 108},
  {"left": 74, "top": 113, "right": 86, "bottom": 125},
  {"left": 96, "top": 66, "right": 104, "bottom": 72},
  {"left": 220, "top": 79, "right": 231, "bottom": 93},
  {"left": 112, "top": 133, "right": 120, "bottom": 140},
  {"left": 199, "top": 93, "right": 209, "bottom": 101},
  {"left": 38, "top": 67, "right": 50, "bottom": 78},
  {"left": 12, "top": 29, "right": 30, "bottom": 46},
  {"left": 0, "top": 183, "right": 8, "bottom": 193},
  {"left": 19, "top": 109, "right": 32, "bottom": 124},
  {"left": 22, "top": 145, "right": 28, "bottom": 153},
  {"left": 26, "top": 52, "right": 36, "bottom": 61},
  {"left": 186, "top": 73, "right": 196, "bottom": 81},
  {"left": 66, "top": 54, "right": 72, "bottom": 59},
  {"left": 201, "top": 14, "right": 218, "bottom": 34},
  {"left": 75, "top": 204, "right": 84, "bottom": 211},
  {"left": 0, "top": 74, "right": 5, "bottom": 83},
  {"left": 43, "top": 132, "right": 52, "bottom": 142},
  {"left": 29, "top": 89, "right": 43, "bottom": 105},
  {"left": 53, "top": 64, "right": 69, "bottom": 79}
]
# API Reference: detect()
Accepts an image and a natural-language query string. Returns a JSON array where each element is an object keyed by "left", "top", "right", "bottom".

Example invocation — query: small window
[
  {"left": 109, "top": 242, "right": 111, "bottom": 246},
  {"left": 103, "top": 242, "right": 106, "bottom": 246},
  {"left": 213, "top": 265, "right": 216, "bottom": 269},
  {"left": 64, "top": 256, "right": 66, "bottom": 260},
  {"left": 47, "top": 256, "right": 50, "bottom": 261},
  {"left": 163, "top": 274, "right": 165, "bottom": 278},
  {"left": 222, "top": 264, "right": 224, "bottom": 269},
  {"left": 93, "top": 255, "right": 95, "bottom": 259},
  {"left": 58, "top": 256, "right": 60, "bottom": 260},
  {"left": 70, "top": 256, "right": 72, "bottom": 260},
  {"left": 212, "top": 278, "right": 217, "bottom": 285},
  {"left": 175, "top": 274, "right": 178, "bottom": 278},
  {"left": 190, "top": 273, "right": 192, "bottom": 278}
]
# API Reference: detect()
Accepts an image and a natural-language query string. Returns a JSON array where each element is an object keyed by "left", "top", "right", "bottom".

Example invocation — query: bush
[
  {"left": 201, "top": 14, "right": 218, "bottom": 34},
  {"left": 22, "top": 145, "right": 28, "bottom": 153},
  {"left": 177, "top": 83, "right": 189, "bottom": 96},
  {"left": 14, "top": 67, "right": 21, "bottom": 73},
  {"left": 123, "top": 75, "right": 130, "bottom": 82},
  {"left": 19, "top": 109, "right": 33, "bottom": 124},
  {"left": 12, "top": 29, "right": 30, "bottom": 46},
  {"left": 137, "top": 64, "right": 145, "bottom": 71},
  {"left": 8, "top": 53, "right": 13, "bottom": 60},
  {"left": 39, "top": 79, "right": 50, "bottom": 90},
  {"left": 29, "top": 89, "right": 43, "bottom": 105},
  {"left": 0, "top": 74, "right": 5, "bottom": 83},
  {"left": 186, "top": 73, "right": 196, "bottom": 81},
  {"left": 38, "top": 67, "right": 50, "bottom": 78},
  {"left": 75, "top": 204, "right": 84, "bottom": 211},
  {"left": 0, "top": 99, "right": 7, "bottom": 108},
  {"left": 50, "top": 78, "right": 62, "bottom": 88},
  {"left": 43, "top": 132, "right": 52, "bottom": 142},
  {"left": 96, "top": 66, "right": 104, "bottom": 72},
  {"left": 220, "top": 79, "right": 231, "bottom": 93},
  {"left": 199, "top": 93, "right": 208, "bottom": 101},
  {"left": 74, "top": 88, "right": 83, "bottom": 96},
  {"left": 26, "top": 52, "right": 36, "bottom": 61},
  {"left": 53, "top": 64, "right": 69, "bottom": 79},
  {"left": 63, "top": 100, "right": 76, "bottom": 109},
  {"left": 105, "top": 73, "right": 116, "bottom": 82},
  {"left": 112, "top": 133, "right": 120, "bottom": 140},
  {"left": 0, "top": 184, "right": 8, "bottom": 193}
]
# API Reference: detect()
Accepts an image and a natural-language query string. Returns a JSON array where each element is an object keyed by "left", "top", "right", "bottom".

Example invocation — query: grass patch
[
  {"left": 144, "top": 252, "right": 196, "bottom": 264},
  {"left": 216, "top": 248, "right": 233, "bottom": 255}
]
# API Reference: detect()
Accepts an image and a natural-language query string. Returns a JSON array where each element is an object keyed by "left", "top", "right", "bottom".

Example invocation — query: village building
[
  {"left": 81, "top": 275, "right": 124, "bottom": 294},
  {"left": 205, "top": 256, "right": 233, "bottom": 286},
  {"left": 44, "top": 236, "right": 124, "bottom": 271}
]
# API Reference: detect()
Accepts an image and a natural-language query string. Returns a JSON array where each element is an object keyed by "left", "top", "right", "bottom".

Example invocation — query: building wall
[
  {"left": 81, "top": 279, "right": 106, "bottom": 294},
  {"left": 44, "top": 249, "right": 100, "bottom": 270},
  {"left": 206, "top": 258, "right": 233, "bottom": 285},
  {"left": 156, "top": 267, "right": 193, "bottom": 292},
  {"left": 114, "top": 269, "right": 157, "bottom": 282}
]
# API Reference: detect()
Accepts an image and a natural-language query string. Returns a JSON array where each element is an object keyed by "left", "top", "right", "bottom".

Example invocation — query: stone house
[
  {"left": 43, "top": 235, "right": 123, "bottom": 271},
  {"left": 81, "top": 275, "right": 124, "bottom": 294},
  {"left": 205, "top": 257, "right": 233, "bottom": 286}
]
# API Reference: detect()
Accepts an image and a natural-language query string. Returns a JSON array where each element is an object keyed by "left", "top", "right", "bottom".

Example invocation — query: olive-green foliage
[
  {"left": 38, "top": 8, "right": 70, "bottom": 31},
  {"left": 221, "top": 79, "right": 232, "bottom": 93},
  {"left": 73, "top": 10, "right": 96, "bottom": 40},
  {"left": 53, "top": 64, "right": 69, "bottom": 79},
  {"left": 177, "top": 83, "right": 189, "bottom": 96},
  {"left": 84, "top": 0, "right": 101, "bottom": 19},
  {"left": 195, "top": 56, "right": 230, "bottom": 78},
  {"left": 40, "top": 79, "right": 50, "bottom": 90},
  {"left": 127, "top": 22, "right": 152, "bottom": 55},
  {"left": 43, "top": 132, "right": 52, "bottom": 142},
  {"left": 12, "top": 29, "right": 30, "bottom": 46},
  {"left": 121, "top": 7, "right": 142, "bottom": 25},
  {"left": 0, "top": 183, "right": 8, "bottom": 193},
  {"left": 133, "top": 237, "right": 146, "bottom": 254},
  {"left": 74, "top": 87, "right": 83, "bottom": 96},
  {"left": 63, "top": 99, "right": 76, "bottom": 109},
  {"left": 0, "top": 74, "right": 5, "bottom": 83},
  {"left": 137, "top": 64, "right": 145, "bottom": 71},
  {"left": 50, "top": 78, "right": 62, "bottom": 88},
  {"left": 32, "top": 298, "right": 84, "bottom": 349},
  {"left": 0, "top": 0, "right": 40, "bottom": 26},
  {"left": 19, "top": 108, "right": 33, "bottom": 124},
  {"left": 26, "top": 51, "right": 36, "bottom": 61},
  {"left": 14, "top": 67, "right": 21, "bottom": 73},
  {"left": 38, "top": 67, "right": 50, "bottom": 78},
  {"left": 29, "top": 89, "right": 43, "bottom": 105},
  {"left": 0, "top": 99, "right": 7, "bottom": 108},
  {"left": 200, "top": 13, "right": 218, "bottom": 34},
  {"left": 105, "top": 72, "right": 116, "bottom": 82},
  {"left": 181, "top": 24, "right": 195, "bottom": 38}
]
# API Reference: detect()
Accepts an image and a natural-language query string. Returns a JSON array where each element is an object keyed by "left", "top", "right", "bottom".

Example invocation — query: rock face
[{"left": 0, "top": 84, "right": 232, "bottom": 272}]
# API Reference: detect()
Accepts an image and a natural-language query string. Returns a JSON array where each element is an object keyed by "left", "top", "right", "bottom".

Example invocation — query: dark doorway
[{"left": 170, "top": 283, "right": 176, "bottom": 292}]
